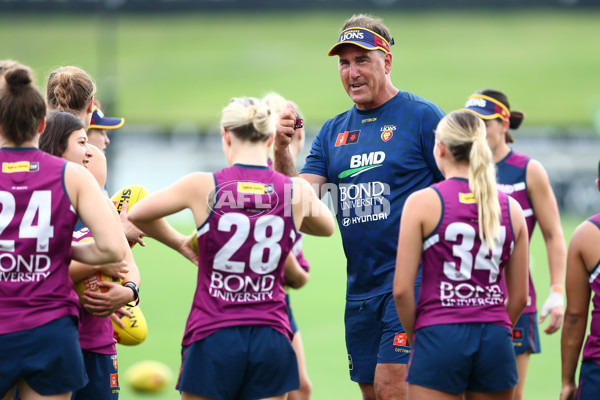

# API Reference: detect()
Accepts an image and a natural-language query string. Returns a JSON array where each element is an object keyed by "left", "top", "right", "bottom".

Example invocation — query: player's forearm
[
  {"left": 122, "top": 247, "right": 141, "bottom": 287},
  {"left": 274, "top": 146, "right": 299, "bottom": 177},
  {"left": 300, "top": 207, "right": 335, "bottom": 237},
  {"left": 393, "top": 290, "right": 416, "bottom": 344},
  {"left": 133, "top": 217, "right": 184, "bottom": 253},
  {"left": 545, "top": 235, "right": 567, "bottom": 286},
  {"left": 71, "top": 241, "right": 126, "bottom": 266},
  {"left": 504, "top": 250, "right": 529, "bottom": 326},
  {"left": 284, "top": 253, "right": 309, "bottom": 289},
  {"left": 69, "top": 259, "right": 100, "bottom": 282},
  {"left": 505, "top": 298, "right": 527, "bottom": 326},
  {"left": 561, "top": 315, "right": 587, "bottom": 385}
]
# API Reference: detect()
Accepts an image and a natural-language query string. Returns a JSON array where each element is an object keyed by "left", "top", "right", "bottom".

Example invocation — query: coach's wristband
[{"left": 123, "top": 281, "right": 140, "bottom": 307}]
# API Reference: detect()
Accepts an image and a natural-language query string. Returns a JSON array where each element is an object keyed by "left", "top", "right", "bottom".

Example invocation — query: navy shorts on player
[
  {"left": 285, "top": 293, "right": 299, "bottom": 334},
  {"left": 72, "top": 351, "right": 119, "bottom": 400},
  {"left": 407, "top": 323, "right": 517, "bottom": 394},
  {"left": 345, "top": 290, "right": 416, "bottom": 383},
  {"left": 577, "top": 360, "right": 600, "bottom": 399},
  {"left": 512, "top": 312, "right": 541, "bottom": 355},
  {"left": 0, "top": 316, "right": 87, "bottom": 396},
  {"left": 177, "top": 325, "right": 299, "bottom": 399}
]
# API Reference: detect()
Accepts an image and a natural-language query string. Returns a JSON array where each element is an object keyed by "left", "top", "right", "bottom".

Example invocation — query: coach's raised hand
[
  {"left": 274, "top": 102, "right": 300, "bottom": 177},
  {"left": 275, "top": 102, "right": 297, "bottom": 141}
]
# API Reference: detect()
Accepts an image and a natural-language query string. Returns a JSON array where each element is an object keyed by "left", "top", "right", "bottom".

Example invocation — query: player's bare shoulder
[
  {"left": 570, "top": 218, "right": 600, "bottom": 261},
  {"left": 525, "top": 158, "right": 551, "bottom": 188},
  {"left": 405, "top": 186, "right": 439, "bottom": 215},
  {"left": 179, "top": 171, "right": 215, "bottom": 198}
]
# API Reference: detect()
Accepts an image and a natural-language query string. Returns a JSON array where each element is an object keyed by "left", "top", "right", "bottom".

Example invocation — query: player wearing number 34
[
  {"left": 128, "top": 97, "right": 335, "bottom": 400},
  {"left": 393, "top": 110, "right": 529, "bottom": 400}
]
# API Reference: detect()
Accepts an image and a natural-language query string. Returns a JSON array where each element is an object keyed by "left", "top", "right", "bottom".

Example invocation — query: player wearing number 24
[
  {"left": 0, "top": 65, "right": 127, "bottom": 399},
  {"left": 128, "top": 97, "right": 335, "bottom": 400},
  {"left": 393, "top": 110, "right": 529, "bottom": 400}
]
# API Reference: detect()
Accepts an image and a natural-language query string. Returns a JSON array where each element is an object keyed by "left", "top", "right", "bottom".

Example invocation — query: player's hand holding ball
[
  {"left": 74, "top": 270, "right": 123, "bottom": 308},
  {"left": 80, "top": 279, "right": 135, "bottom": 318}
]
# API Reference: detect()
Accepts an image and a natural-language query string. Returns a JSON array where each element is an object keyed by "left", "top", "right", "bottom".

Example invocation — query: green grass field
[
  {"left": 1, "top": 10, "right": 599, "bottom": 129},
  {"left": 115, "top": 213, "right": 587, "bottom": 399},
  {"left": 2, "top": 8, "right": 598, "bottom": 398}
]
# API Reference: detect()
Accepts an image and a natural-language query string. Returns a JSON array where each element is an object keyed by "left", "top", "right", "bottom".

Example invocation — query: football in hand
[
  {"left": 112, "top": 305, "right": 148, "bottom": 346},
  {"left": 74, "top": 272, "right": 122, "bottom": 308}
]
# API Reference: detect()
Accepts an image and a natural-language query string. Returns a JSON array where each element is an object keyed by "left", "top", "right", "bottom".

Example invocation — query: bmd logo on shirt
[
  {"left": 338, "top": 151, "right": 385, "bottom": 179},
  {"left": 335, "top": 130, "right": 360, "bottom": 147}
]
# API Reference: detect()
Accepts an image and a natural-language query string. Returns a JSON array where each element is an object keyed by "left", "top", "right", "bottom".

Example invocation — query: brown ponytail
[{"left": 0, "top": 66, "right": 46, "bottom": 145}]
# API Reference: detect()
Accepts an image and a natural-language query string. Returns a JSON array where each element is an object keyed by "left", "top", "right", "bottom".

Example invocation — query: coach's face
[{"left": 337, "top": 45, "right": 392, "bottom": 110}]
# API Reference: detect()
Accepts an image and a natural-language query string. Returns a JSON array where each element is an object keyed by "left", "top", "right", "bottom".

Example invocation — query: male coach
[{"left": 274, "top": 13, "right": 445, "bottom": 400}]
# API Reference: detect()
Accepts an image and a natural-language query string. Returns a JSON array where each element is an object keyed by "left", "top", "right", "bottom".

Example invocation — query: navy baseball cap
[
  {"left": 462, "top": 94, "right": 524, "bottom": 129},
  {"left": 328, "top": 27, "right": 392, "bottom": 56},
  {"left": 462, "top": 94, "right": 511, "bottom": 121},
  {"left": 89, "top": 105, "right": 124, "bottom": 130}
]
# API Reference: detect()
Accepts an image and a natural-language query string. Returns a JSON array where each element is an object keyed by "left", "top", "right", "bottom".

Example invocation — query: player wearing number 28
[
  {"left": 128, "top": 97, "right": 335, "bottom": 400},
  {"left": 0, "top": 66, "right": 127, "bottom": 400},
  {"left": 394, "top": 110, "right": 529, "bottom": 400}
]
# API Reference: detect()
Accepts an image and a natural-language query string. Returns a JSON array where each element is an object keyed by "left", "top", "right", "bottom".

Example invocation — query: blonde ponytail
[
  {"left": 436, "top": 110, "right": 500, "bottom": 249},
  {"left": 221, "top": 97, "right": 273, "bottom": 142},
  {"left": 469, "top": 129, "right": 500, "bottom": 250}
]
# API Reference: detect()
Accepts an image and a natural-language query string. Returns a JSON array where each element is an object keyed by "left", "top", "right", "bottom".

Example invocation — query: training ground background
[{"left": 1, "top": 4, "right": 600, "bottom": 398}]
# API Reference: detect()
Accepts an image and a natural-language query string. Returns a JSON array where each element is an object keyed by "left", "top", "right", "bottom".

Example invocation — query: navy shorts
[
  {"left": 72, "top": 351, "right": 119, "bottom": 400},
  {"left": 0, "top": 316, "right": 87, "bottom": 396},
  {"left": 177, "top": 325, "right": 299, "bottom": 400},
  {"left": 345, "top": 290, "right": 416, "bottom": 383},
  {"left": 407, "top": 323, "right": 518, "bottom": 394},
  {"left": 512, "top": 312, "right": 541, "bottom": 355},
  {"left": 285, "top": 293, "right": 299, "bottom": 334},
  {"left": 577, "top": 360, "right": 600, "bottom": 399}
]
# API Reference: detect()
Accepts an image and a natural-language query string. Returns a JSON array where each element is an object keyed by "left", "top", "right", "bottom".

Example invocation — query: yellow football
[
  {"left": 110, "top": 184, "right": 149, "bottom": 214},
  {"left": 126, "top": 360, "right": 172, "bottom": 393},
  {"left": 112, "top": 305, "right": 148, "bottom": 346},
  {"left": 110, "top": 184, "right": 149, "bottom": 247}
]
